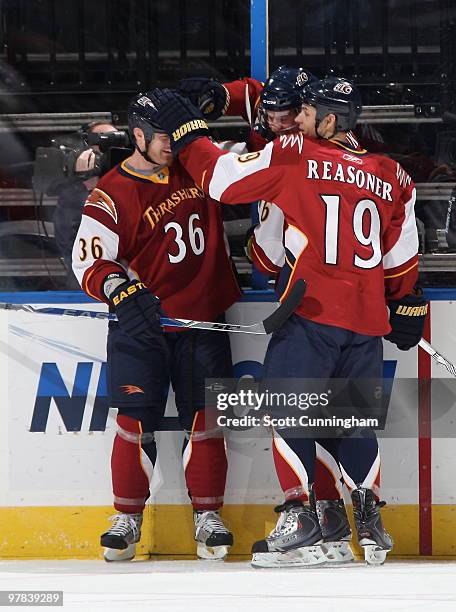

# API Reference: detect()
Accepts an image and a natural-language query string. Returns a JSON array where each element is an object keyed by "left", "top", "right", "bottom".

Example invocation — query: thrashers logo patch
[
  {"left": 85, "top": 188, "right": 118, "bottom": 224},
  {"left": 120, "top": 385, "right": 145, "bottom": 395}
]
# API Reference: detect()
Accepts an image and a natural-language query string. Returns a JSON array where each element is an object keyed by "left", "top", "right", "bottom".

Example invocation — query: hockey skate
[
  {"left": 251, "top": 500, "right": 326, "bottom": 568},
  {"left": 100, "top": 512, "right": 143, "bottom": 562},
  {"left": 194, "top": 510, "right": 233, "bottom": 560},
  {"left": 351, "top": 487, "right": 393, "bottom": 565},
  {"left": 316, "top": 499, "right": 354, "bottom": 564}
]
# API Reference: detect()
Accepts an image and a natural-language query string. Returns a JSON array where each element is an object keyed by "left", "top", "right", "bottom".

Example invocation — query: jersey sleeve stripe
[
  {"left": 382, "top": 188, "right": 418, "bottom": 270},
  {"left": 251, "top": 241, "right": 280, "bottom": 274},
  {"left": 82, "top": 267, "right": 102, "bottom": 301},
  {"left": 201, "top": 169, "right": 208, "bottom": 191},
  {"left": 285, "top": 254, "right": 295, "bottom": 269},
  {"left": 244, "top": 83, "right": 252, "bottom": 125},
  {"left": 384, "top": 260, "right": 418, "bottom": 279}
]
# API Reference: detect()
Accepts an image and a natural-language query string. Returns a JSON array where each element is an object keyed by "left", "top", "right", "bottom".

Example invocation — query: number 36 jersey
[
  {"left": 180, "top": 134, "right": 419, "bottom": 336},
  {"left": 72, "top": 160, "right": 240, "bottom": 320}
]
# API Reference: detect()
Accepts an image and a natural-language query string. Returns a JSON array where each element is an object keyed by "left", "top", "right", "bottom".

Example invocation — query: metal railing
[
  {"left": 0, "top": 112, "right": 113, "bottom": 133},
  {"left": 0, "top": 189, "right": 57, "bottom": 206},
  {"left": 0, "top": 104, "right": 445, "bottom": 134}
]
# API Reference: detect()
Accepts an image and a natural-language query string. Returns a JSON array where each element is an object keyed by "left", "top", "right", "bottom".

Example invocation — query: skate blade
[
  {"left": 103, "top": 543, "right": 136, "bottom": 562},
  {"left": 321, "top": 540, "right": 354, "bottom": 564},
  {"left": 251, "top": 545, "right": 326, "bottom": 568},
  {"left": 197, "top": 542, "right": 229, "bottom": 560},
  {"left": 359, "top": 539, "right": 391, "bottom": 565}
]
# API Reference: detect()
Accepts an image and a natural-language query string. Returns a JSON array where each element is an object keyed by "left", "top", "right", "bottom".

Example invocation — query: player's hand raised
[
  {"left": 146, "top": 88, "right": 211, "bottom": 154},
  {"left": 178, "top": 77, "right": 229, "bottom": 120}
]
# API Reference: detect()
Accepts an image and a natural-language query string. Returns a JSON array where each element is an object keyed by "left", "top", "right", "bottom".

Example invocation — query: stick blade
[{"left": 262, "top": 279, "right": 306, "bottom": 335}]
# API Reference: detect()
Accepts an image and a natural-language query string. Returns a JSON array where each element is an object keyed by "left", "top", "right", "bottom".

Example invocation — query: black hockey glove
[
  {"left": 107, "top": 276, "right": 162, "bottom": 340},
  {"left": 178, "top": 77, "right": 229, "bottom": 120},
  {"left": 147, "top": 88, "right": 211, "bottom": 155},
  {"left": 384, "top": 291, "right": 429, "bottom": 351}
]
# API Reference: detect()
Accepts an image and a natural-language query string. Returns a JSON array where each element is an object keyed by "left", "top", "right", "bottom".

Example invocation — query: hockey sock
[
  {"left": 272, "top": 430, "right": 315, "bottom": 502},
  {"left": 112, "top": 414, "right": 156, "bottom": 513},
  {"left": 338, "top": 434, "right": 380, "bottom": 498},
  {"left": 314, "top": 439, "right": 344, "bottom": 500},
  {"left": 183, "top": 410, "right": 227, "bottom": 511}
]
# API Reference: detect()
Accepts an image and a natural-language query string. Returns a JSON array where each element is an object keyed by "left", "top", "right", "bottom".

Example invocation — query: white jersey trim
[
  {"left": 383, "top": 188, "right": 418, "bottom": 270},
  {"left": 208, "top": 143, "right": 274, "bottom": 202},
  {"left": 72, "top": 215, "right": 121, "bottom": 286},
  {"left": 254, "top": 202, "right": 286, "bottom": 267}
]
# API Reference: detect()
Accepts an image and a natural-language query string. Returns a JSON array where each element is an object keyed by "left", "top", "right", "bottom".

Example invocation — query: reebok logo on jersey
[
  {"left": 120, "top": 385, "right": 145, "bottom": 395},
  {"left": 342, "top": 153, "right": 363, "bottom": 165},
  {"left": 85, "top": 188, "right": 118, "bottom": 223},
  {"left": 172, "top": 120, "right": 208, "bottom": 142}
]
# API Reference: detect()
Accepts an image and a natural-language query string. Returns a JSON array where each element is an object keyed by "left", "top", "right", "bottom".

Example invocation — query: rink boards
[{"left": 0, "top": 291, "right": 455, "bottom": 559}]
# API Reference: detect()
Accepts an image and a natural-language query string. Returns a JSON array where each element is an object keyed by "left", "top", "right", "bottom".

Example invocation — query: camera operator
[{"left": 53, "top": 121, "right": 118, "bottom": 288}]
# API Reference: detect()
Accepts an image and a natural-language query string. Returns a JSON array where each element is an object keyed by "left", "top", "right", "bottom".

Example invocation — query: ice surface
[{"left": 0, "top": 559, "right": 455, "bottom": 611}]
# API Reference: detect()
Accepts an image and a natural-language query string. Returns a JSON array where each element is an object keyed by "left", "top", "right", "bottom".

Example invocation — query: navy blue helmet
[
  {"left": 260, "top": 66, "right": 317, "bottom": 112},
  {"left": 255, "top": 66, "right": 317, "bottom": 139},
  {"left": 301, "top": 77, "right": 362, "bottom": 131},
  {"left": 127, "top": 92, "right": 164, "bottom": 142}
]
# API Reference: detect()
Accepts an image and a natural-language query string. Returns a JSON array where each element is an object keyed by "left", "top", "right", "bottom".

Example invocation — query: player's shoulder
[
  {"left": 364, "top": 151, "right": 414, "bottom": 187},
  {"left": 224, "top": 76, "right": 264, "bottom": 89},
  {"left": 95, "top": 163, "right": 134, "bottom": 197},
  {"left": 83, "top": 164, "right": 136, "bottom": 223}
]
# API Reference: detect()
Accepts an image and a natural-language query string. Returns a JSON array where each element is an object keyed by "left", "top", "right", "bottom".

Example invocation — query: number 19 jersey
[
  {"left": 72, "top": 160, "right": 240, "bottom": 321},
  {"left": 179, "top": 134, "right": 419, "bottom": 336}
]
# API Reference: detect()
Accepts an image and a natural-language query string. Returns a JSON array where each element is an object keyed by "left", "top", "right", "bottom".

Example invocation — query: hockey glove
[
  {"left": 147, "top": 88, "right": 210, "bottom": 155},
  {"left": 384, "top": 291, "right": 429, "bottom": 351},
  {"left": 106, "top": 275, "right": 162, "bottom": 340},
  {"left": 178, "top": 77, "right": 229, "bottom": 120}
]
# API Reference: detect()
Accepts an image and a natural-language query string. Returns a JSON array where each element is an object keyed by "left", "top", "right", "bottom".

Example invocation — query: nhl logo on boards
[{"left": 334, "top": 82, "right": 353, "bottom": 95}]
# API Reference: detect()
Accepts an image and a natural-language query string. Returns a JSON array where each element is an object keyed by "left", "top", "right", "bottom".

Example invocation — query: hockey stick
[
  {"left": 418, "top": 338, "right": 456, "bottom": 377},
  {"left": 0, "top": 279, "right": 306, "bottom": 335}
]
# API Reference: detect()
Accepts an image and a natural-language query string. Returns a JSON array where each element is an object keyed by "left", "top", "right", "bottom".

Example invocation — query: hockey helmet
[
  {"left": 260, "top": 66, "right": 317, "bottom": 112},
  {"left": 300, "top": 77, "right": 362, "bottom": 131},
  {"left": 127, "top": 92, "right": 165, "bottom": 143}
]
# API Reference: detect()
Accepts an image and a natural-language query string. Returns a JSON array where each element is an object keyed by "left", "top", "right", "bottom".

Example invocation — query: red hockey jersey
[
  {"left": 179, "top": 134, "right": 419, "bottom": 336},
  {"left": 72, "top": 160, "right": 240, "bottom": 321},
  {"left": 222, "top": 77, "right": 267, "bottom": 151}
]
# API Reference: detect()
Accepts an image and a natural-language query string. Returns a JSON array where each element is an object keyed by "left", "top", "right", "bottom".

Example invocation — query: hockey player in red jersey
[
  {"left": 144, "top": 78, "right": 428, "bottom": 567},
  {"left": 249, "top": 197, "right": 358, "bottom": 564},
  {"left": 179, "top": 66, "right": 316, "bottom": 152},
  {"left": 182, "top": 68, "right": 358, "bottom": 563},
  {"left": 72, "top": 92, "right": 240, "bottom": 561}
]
